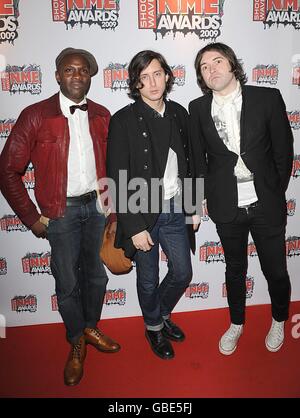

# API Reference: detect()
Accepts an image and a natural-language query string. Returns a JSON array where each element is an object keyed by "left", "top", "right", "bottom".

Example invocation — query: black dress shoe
[
  {"left": 162, "top": 319, "right": 185, "bottom": 342},
  {"left": 145, "top": 330, "right": 175, "bottom": 360}
]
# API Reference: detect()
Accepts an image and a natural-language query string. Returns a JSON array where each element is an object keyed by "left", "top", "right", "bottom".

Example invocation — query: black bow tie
[{"left": 69, "top": 103, "right": 88, "bottom": 115}]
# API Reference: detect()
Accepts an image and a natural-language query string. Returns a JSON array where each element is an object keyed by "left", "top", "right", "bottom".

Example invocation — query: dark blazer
[
  {"left": 106, "top": 98, "right": 194, "bottom": 258},
  {"left": 189, "top": 85, "right": 294, "bottom": 226}
]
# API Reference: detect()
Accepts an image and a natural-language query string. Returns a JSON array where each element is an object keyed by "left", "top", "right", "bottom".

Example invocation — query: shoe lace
[
  {"left": 270, "top": 321, "right": 284, "bottom": 340},
  {"left": 71, "top": 341, "right": 83, "bottom": 360},
  {"left": 224, "top": 325, "right": 242, "bottom": 341},
  {"left": 89, "top": 328, "right": 103, "bottom": 338}
]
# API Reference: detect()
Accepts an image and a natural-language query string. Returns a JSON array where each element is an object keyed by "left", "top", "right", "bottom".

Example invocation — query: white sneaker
[
  {"left": 265, "top": 318, "right": 285, "bottom": 352},
  {"left": 219, "top": 323, "right": 243, "bottom": 356}
]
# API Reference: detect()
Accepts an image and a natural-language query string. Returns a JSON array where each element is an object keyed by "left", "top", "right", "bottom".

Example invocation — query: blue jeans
[
  {"left": 47, "top": 199, "right": 108, "bottom": 344},
  {"left": 134, "top": 198, "right": 192, "bottom": 330}
]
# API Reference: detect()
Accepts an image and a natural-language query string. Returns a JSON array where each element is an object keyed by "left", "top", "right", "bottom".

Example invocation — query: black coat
[
  {"left": 189, "top": 85, "right": 294, "bottom": 226},
  {"left": 106, "top": 98, "right": 195, "bottom": 257}
]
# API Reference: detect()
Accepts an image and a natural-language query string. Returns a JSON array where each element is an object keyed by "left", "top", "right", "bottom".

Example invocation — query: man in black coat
[
  {"left": 189, "top": 42, "right": 294, "bottom": 356},
  {"left": 107, "top": 50, "right": 200, "bottom": 360}
]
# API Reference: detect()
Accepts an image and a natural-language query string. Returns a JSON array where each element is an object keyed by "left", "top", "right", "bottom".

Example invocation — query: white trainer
[
  {"left": 265, "top": 318, "right": 285, "bottom": 352},
  {"left": 219, "top": 323, "right": 243, "bottom": 355}
]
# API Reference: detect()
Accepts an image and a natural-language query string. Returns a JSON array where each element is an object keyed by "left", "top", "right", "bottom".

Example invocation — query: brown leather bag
[{"left": 100, "top": 225, "right": 132, "bottom": 274}]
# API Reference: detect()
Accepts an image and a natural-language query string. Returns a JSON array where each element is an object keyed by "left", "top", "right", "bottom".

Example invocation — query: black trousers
[{"left": 216, "top": 203, "right": 291, "bottom": 325}]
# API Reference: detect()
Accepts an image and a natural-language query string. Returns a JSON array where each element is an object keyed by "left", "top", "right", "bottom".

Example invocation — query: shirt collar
[{"left": 59, "top": 91, "right": 87, "bottom": 117}]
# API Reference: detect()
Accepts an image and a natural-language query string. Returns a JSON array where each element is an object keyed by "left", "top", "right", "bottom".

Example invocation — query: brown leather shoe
[
  {"left": 64, "top": 335, "right": 86, "bottom": 386},
  {"left": 84, "top": 327, "right": 120, "bottom": 353}
]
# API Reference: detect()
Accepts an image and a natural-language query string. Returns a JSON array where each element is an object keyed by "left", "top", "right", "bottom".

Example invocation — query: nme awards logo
[
  {"left": 103, "top": 63, "right": 128, "bottom": 90},
  {"left": 51, "top": 0, "right": 120, "bottom": 29},
  {"left": 185, "top": 282, "right": 209, "bottom": 298},
  {"left": 0, "top": 118, "right": 15, "bottom": 140},
  {"left": 22, "top": 252, "right": 52, "bottom": 276},
  {"left": 0, "top": 257, "right": 7, "bottom": 275},
  {"left": 248, "top": 241, "right": 258, "bottom": 257},
  {"left": 1, "top": 65, "right": 42, "bottom": 95},
  {"left": 287, "top": 198, "right": 296, "bottom": 216},
  {"left": 292, "top": 154, "right": 300, "bottom": 178},
  {"left": 0, "top": 0, "right": 19, "bottom": 44},
  {"left": 0, "top": 215, "right": 27, "bottom": 232},
  {"left": 252, "top": 64, "right": 278, "bottom": 85},
  {"left": 222, "top": 276, "right": 255, "bottom": 298},
  {"left": 253, "top": 0, "right": 300, "bottom": 29},
  {"left": 286, "top": 236, "right": 300, "bottom": 257},
  {"left": 22, "top": 162, "right": 35, "bottom": 189},
  {"left": 292, "top": 61, "right": 300, "bottom": 86},
  {"left": 11, "top": 295, "right": 37, "bottom": 313},
  {"left": 199, "top": 241, "right": 224, "bottom": 263},
  {"left": 103, "top": 63, "right": 186, "bottom": 90},
  {"left": 138, "top": 0, "right": 225, "bottom": 40},
  {"left": 104, "top": 289, "right": 126, "bottom": 305},
  {"left": 287, "top": 110, "right": 300, "bottom": 129}
]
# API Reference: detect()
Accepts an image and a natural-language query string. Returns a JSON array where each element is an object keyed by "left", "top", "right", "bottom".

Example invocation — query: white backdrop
[{"left": 0, "top": 0, "right": 299, "bottom": 327}]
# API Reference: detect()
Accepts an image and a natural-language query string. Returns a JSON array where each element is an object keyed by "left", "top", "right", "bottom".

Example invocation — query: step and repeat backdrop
[{"left": 0, "top": 0, "right": 299, "bottom": 327}]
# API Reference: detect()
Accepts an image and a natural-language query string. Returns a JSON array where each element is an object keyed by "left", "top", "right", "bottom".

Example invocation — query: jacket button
[
  {"left": 144, "top": 148, "right": 148, "bottom": 153},
  {"left": 186, "top": 157, "right": 189, "bottom": 162},
  {"left": 143, "top": 164, "right": 148, "bottom": 170},
  {"left": 183, "top": 143, "right": 187, "bottom": 148},
  {"left": 142, "top": 132, "right": 148, "bottom": 138},
  {"left": 139, "top": 116, "right": 143, "bottom": 121},
  {"left": 179, "top": 128, "right": 183, "bottom": 133}
]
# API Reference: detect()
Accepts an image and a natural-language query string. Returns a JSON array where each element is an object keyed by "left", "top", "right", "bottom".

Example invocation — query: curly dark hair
[
  {"left": 194, "top": 42, "right": 248, "bottom": 94},
  {"left": 128, "top": 50, "right": 174, "bottom": 101}
]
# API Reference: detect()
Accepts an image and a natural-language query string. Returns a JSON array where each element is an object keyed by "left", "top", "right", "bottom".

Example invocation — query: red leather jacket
[{"left": 0, "top": 93, "right": 111, "bottom": 227}]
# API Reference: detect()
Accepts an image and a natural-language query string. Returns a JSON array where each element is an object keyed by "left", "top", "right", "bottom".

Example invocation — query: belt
[
  {"left": 66, "top": 190, "right": 97, "bottom": 207},
  {"left": 239, "top": 200, "right": 259, "bottom": 210}
]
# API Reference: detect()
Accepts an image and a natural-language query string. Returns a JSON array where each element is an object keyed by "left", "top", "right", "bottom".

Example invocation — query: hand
[
  {"left": 107, "top": 221, "right": 117, "bottom": 236},
  {"left": 192, "top": 214, "right": 201, "bottom": 231},
  {"left": 31, "top": 220, "right": 47, "bottom": 239},
  {"left": 131, "top": 230, "right": 154, "bottom": 252}
]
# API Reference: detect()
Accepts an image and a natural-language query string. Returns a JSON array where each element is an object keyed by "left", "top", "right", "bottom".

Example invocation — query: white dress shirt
[{"left": 59, "top": 92, "right": 98, "bottom": 197}]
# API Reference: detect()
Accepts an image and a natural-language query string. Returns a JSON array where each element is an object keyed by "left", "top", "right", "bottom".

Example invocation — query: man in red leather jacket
[{"left": 0, "top": 48, "right": 120, "bottom": 386}]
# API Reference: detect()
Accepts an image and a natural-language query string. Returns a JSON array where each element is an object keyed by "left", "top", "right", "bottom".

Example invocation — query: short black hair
[
  {"left": 128, "top": 50, "right": 174, "bottom": 101},
  {"left": 194, "top": 42, "right": 247, "bottom": 94}
]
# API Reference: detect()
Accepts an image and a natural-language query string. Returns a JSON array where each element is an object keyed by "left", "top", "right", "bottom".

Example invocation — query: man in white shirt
[
  {"left": 0, "top": 48, "right": 120, "bottom": 386},
  {"left": 189, "top": 43, "right": 293, "bottom": 356}
]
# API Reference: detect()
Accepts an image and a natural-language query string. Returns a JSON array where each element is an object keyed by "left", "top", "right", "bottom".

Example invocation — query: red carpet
[{"left": 0, "top": 302, "right": 299, "bottom": 398}]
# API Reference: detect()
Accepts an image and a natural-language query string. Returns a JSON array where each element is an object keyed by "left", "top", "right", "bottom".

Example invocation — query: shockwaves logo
[
  {"left": 1, "top": 65, "right": 42, "bottom": 95},
  {"left": 287, "top": 110, "right": 300, "bottom": 129},
  {"left": 252, "top": 64, "right": 278, "bottom": 85},
  {"left": 199, "top": 241, "right": 225, "bottom": 263},
  {"left": 248, "top": 241, "right": 258, "bottom": 257},
  {"left": 292, "top": 154, "right": 300, "bottom": 178},
  {"left": 52, "top": 0, "right": 120, "bottom": 30},
  {"left": 103, "top": 62, "right": 186, "bottom": 90},
  {"left": 0, "top": 0, "right": 19, "bottom": 44},
  {"left": 104, "top": 289, "right": 126, "bottom": 305},
  {"left": 185, "top": 282, "right": 209, "bottom": 298},
  {"left": 0, "top": 257, "right": 7, "bottom": 275},
  {"left": 51, "top": 294, "right": 58, "bottom": 311},
  {"left": 22, "top": 162, "right": 35, "bottom": 190},
  {"left": 11, "top": 295, "right": 37, "bottom": 313},
  {"left": 138, "top": 0, "right": 225, "bottom": 40},
  {"left": 0, "top": 118, "right": 15, "bottom": 140},
  {"left": 222, "top": 275, "right": 255, "bottom": 299},
  {"left": 253, "top": 0, "right": 300, "bottom": 29},
  {"left": 0, "top": 215, "right": 28, "bottom": 232},
  {"left": 286, "top": 236, "right": 300, "bottom": 257},
  {"left": 22, "top": 252, "right": 52, "bottom": 276},
  {"left": 287, "top": 198, "right": 296, "bottom": 215}
]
